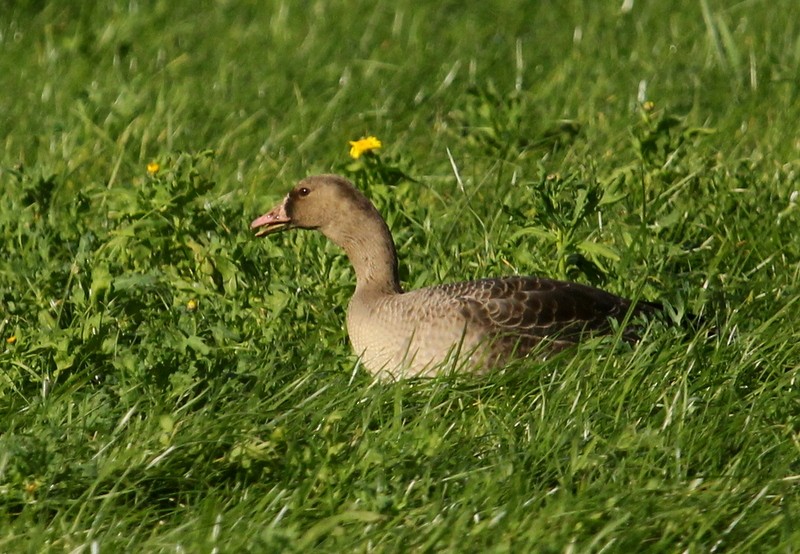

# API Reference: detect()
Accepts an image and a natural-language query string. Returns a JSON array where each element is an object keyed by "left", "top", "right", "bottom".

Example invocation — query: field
[{"left": 1, "top": 1, "right": 799, "bottom": 551}]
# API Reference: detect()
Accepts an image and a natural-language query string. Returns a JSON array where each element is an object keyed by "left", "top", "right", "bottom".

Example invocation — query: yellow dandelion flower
[
  {"left": 6, "top": 335, "right": 16, "bottom": 345},
  {"left": 643, "top": 101, "right": 655, "bottom": 111},
  {"left": 147, "top": 161, "right": 160, "bottom": 175},
  {"left": 186, "top": 299, "right": 198, "bottom": 311},
  {"left": 348, "top": 136, "right": 382, "bottom": 159}
]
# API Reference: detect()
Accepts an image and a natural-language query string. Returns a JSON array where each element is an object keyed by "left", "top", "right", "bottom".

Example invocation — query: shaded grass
[{"left": 2, "top": 0, "right": 800, "bottom": 551}]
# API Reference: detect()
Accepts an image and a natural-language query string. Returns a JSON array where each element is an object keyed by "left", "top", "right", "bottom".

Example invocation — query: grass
[{"left": 1, "top": 0, "right": 799, "bottom": 551}]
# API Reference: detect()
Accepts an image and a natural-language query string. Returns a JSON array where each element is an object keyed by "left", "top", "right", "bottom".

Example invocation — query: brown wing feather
[{"left": 431, "top": 276, "right": 659, "bottom": 355}]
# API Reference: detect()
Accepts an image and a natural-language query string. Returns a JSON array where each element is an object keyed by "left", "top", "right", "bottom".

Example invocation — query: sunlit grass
[{"left": 1, "top": 1, "right": 799, "bottom": 551}]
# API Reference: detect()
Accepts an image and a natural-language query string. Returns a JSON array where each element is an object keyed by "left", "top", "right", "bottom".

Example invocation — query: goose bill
[{"left": 251, "top": 200, "right": 291, "bottom": 237}]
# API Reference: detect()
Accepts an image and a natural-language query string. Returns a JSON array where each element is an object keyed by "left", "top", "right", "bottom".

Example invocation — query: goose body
[{"left": 251, "top": 175, "right": 659, "bottom": 379}]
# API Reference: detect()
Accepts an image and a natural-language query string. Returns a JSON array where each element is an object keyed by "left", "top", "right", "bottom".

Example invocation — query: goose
[{"left": 251, "top": 174, "right": 662, "bottom": 379}]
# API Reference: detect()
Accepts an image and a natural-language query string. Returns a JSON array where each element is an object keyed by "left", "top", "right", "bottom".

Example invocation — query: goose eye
[{"left": 298, "top": 187, "right": 311, "bottom": 197}]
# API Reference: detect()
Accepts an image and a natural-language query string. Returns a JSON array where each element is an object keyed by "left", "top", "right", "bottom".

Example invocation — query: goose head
[
  {"left": 251, "top": 174, "right": 379, "bottom": 240},
  {"left": 251, "top": 174, "right": 401, "bottom": 292}
]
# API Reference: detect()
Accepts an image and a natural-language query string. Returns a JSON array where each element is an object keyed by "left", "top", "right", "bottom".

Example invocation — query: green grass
[{"left": 2, "top": 0, "right": 799, "bottom": 551}]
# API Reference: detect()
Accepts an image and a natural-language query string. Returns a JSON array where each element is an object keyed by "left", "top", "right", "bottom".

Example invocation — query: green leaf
[
  {"left": 184, "top": 334, "right": 210, "bottom": 355},
  {"left": 577, "top": 240, "right": 621, "bottom": 262},
  {"left": 90, "top": 264, "right": 112, "bottom": 304}
]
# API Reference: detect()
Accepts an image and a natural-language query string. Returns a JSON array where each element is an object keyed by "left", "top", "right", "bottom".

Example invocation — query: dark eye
[{"left": 298, "top": 187, "right": 311, "bottom": 197}]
